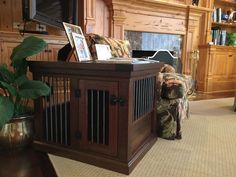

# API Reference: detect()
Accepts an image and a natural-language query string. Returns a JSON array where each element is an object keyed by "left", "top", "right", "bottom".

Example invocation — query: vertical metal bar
[
  {"left": 151, "top": 77, "right": 154, "bottom": 109},
  {"left": 60, "top": 78, "right": 63, "bottom": 144},
  {"left": 102, "top": 91, "right": 105, "bottom": 144},
  {"left": 135, "top": 80, "right": 137, "bottom": 121},
  {"left": 136, "top": 80, "right": 138, "bottom": 120},
  {"left": 148, "top": 77, "right": 151, "bottom": 112},
  {"left": 52, "top": 77, "right": 55, "bottom": 142},
  {"left": 144, "top": 78, "right": 147, "bottom": 114},
  {"left": 97, "top": 90, "right": 100, "bottom": 144},
  {"left": 141, "top": 79, "right": 144, "bottom": 117},
  {"left": 91, "top": 90, "right": 94, "bottom": 143},
  {"left": 44, "top": 76, "right": 49, "bottom": 141},
  {"left": 64, "top": 78, "right": 68, "bottom": 145},
  {"left": 49, "top": 77, "right": 53, "bottom": 141},
  {"left": 147, "top": 78, "right": 150, "bottom": 112},
  {"left": 66, "top": 78, "right": 70, "bottom": 144},
  {"left": 55, "top": 77, "right": 59, "bottom": 143},
  {"left": 55, "top": 78, "right": 58, "bottom": 143},
  {"left": 138, "top": 80, "right": 141, "bottom": 118}
]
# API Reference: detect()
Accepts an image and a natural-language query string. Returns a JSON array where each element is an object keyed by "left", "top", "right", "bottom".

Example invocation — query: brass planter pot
[{"left": 0, "top": 115, "right": 34, "bottom": 150}]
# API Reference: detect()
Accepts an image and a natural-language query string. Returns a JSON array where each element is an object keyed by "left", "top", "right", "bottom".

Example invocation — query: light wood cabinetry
[
  {"left": 211, "top": 0, "right": 236, "bottom": 43},
  {"left": 0, "top": 32, "right": 68, "bottom": 65},
  {"left": 197, "top": 0, "right": 236, "bottom": 95},
  {"left": 197, "top": 45, "right": 236, "bottom": 94}
]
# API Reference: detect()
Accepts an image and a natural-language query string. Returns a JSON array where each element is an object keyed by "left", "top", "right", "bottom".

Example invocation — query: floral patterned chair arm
[
  {"left": 157, "top": 65, "right": 193, "bottom": 140},
  {"left": 85, "top": 33, "right": 131, "bottom": 60}
]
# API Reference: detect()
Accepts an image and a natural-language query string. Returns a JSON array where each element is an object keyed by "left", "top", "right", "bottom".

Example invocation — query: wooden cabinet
[
  {"left": 0, "top": 32, "right": 68, "bottom": 64},
  {"left": 29, "top": 61, "right": 163, "bottom": 174},
  {"left": 0, "top": 40, "right": 19, "bottom": 65},
  {"left": 197, "top": 45, "right": 236, "bottom": 95},
  {"left": 197, "top": 0, "right": 236, "bottom": 95}
]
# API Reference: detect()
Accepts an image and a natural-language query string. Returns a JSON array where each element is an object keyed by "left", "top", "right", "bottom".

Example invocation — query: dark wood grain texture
[
  {"left": 0, "top": 147, "right": 57, "bottom": 177},
  {"left": 29, "top": 61, "right": 163, "bottom": 174}
]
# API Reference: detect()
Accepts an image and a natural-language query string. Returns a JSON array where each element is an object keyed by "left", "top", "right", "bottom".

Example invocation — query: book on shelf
[
  {"left": 211, "top": 27, "right": 227, "bottom": 45},
  {"left": 212, "top": 7, "right": 222, "bottom": 23},
  {"left": 213, "top": 7, "right": 217, "bottom": 22},
  {"left": 220, "top": 30, "right": 227, "bottom": 45}
]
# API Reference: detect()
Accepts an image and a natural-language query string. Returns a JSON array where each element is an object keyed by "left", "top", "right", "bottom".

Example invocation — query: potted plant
[{"left": 0, "top": 36, "right": 50, "bottom": 149}]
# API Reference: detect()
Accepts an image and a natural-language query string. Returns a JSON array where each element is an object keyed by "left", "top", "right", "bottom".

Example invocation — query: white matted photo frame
[
  {"left": 63, "top": 22, "right": 83, "bottom": 48},
  {"left": 95, "top": 44, "right": 112, "bottom": 60},
  {"left": 72, "top": 32, "right": 91, "bottom": 61}
]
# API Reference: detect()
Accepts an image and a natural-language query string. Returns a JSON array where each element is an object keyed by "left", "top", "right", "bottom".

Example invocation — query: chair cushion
[
  {"left": 160, "top": 73, "right": 193, "bottom": 99},
  {"left": 85, "top": 33, "right": 131, "bottom": 60},
  {"left": 160, "top": 64, "right": 176, "bottom": 73}
]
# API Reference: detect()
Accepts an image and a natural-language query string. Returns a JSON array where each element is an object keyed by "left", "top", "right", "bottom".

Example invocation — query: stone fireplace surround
[{"left": 124, "top": 31, "right": 183, "bottom": 58}]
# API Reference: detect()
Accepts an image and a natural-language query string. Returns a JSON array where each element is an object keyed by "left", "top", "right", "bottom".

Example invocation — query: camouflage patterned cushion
[
  {"left": 160, "top": 73, "right": 193, "bottom": 99},
  {"left": 157, "top": 72, "right": 192, "bottom": 140},
  {"left": 85, "top": 33, "right": 131, "bottom": 60},
  {"left": 157, "top": 99, "right": 183, "bottom": 140}
]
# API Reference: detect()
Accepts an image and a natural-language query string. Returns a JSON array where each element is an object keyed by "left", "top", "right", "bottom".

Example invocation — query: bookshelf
[
  {"left": 212, "top": 0, "right": 236, "bottom": 45},
  {"left": 196, "top": 0, "right": 236, "bottom": 95}
]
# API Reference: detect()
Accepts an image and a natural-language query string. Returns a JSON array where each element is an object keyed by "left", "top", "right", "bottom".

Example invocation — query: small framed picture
[
  {"left": 95, "top": 44, "right": 112, "bottom": 60},
  {"left": 72, "top": 32, "right": 91, "bottom": 61},
  {"left": 63, "top": 22, "right": 83, "bottom": 47}
]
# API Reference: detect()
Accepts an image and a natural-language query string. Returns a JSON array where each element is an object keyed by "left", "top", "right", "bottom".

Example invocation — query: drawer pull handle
[{"left": 229, "top": 55, "right": 233, "bottom": 57}]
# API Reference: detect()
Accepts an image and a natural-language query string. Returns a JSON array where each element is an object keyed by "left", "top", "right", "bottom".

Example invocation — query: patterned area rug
[{"left": 49, "top": 98, "right": 236, "bottom": 177}]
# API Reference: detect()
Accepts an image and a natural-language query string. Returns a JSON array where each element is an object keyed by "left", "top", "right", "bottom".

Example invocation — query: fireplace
[{"left": 125, "top": 31, "right": 183, "bottom": 71}]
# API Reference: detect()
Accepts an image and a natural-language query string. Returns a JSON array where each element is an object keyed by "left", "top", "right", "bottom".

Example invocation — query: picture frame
[
  {"left": 72, "top": 32, "right": 91, "bottom": 61},
  {"left": 95, "top": 44, "right": 112, "bottom": 60},
  {"left": 63, "top": 22, "right": 83, "bottom": 48}
]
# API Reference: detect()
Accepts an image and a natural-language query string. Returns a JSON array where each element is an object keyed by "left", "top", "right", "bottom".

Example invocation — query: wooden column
[
  {"left": 84, "top": 0, "right": 96, "bottom": 33},
  {"left": 183, "top": 6, "right": 212, "bottom": 74},
  {"left": 110, "top": 7, "right": 126, "bottom": 39}
]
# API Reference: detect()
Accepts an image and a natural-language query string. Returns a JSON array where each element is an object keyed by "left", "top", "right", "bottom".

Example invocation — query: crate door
[{"left": 79, "top": 80, "right": 118, "bottom": 156}]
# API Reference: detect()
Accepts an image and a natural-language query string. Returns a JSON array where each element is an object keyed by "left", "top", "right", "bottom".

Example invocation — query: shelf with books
[
  {"left": 212, "top": 22, "right": 236, "bottom": 27},
  {"left": 211, "top": 0, "right": 236, "bottom": 46},
  {"left": 212, "top": 0, "right": 236, "bottom": 24}
]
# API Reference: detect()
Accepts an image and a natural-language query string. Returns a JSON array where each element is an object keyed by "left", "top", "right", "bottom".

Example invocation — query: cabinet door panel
[
  {"left": 211, "top": 52, "right": 227, "bottom": 76},
  {"left": 79, "top": 80, "right": 118, "bottom": 156},
  {"left": 0, "top": 41, "right": 19, "bottom": 66},
  {"left": 47, "top": 44, "right": 64, "bottom": 61},
  {"left": 227, "top": 54, "right": 236, "bottom": 76}
]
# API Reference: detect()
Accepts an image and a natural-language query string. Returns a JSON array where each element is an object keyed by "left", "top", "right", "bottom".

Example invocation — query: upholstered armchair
[
  {"left": 85, "top": 33, "right": 131, "bottom": 60},
  {"left": 84, "top": 34, "right": 193, "bottom": 140},
  {"left": 157, "top": 65, "right": 193, "bottom": 140}
]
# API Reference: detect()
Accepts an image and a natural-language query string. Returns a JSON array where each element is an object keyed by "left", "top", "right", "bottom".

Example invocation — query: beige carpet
[{"left": 49, "top": 97, "right": 236, "bottom": 177}]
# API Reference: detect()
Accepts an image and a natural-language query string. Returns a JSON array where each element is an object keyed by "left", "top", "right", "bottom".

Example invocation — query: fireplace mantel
[{"left": 84, "top": 0, "right": 212, "bottom": 74}]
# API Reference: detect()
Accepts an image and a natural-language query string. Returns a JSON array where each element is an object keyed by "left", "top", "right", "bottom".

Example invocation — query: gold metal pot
[{"left": 0, "top": 115, "right": 34, "bottom": 150}]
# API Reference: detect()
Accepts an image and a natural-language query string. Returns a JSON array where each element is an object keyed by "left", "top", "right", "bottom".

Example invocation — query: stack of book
[
  {"left": 212, "top": 7, "right": 222, "bottom": 23},
  {"left": 211, "top": 27, "right": 227, "bottom": 45}
]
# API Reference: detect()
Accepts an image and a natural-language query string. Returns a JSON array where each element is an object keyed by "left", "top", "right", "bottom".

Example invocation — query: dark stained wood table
[
  {"left": 0, "top": 147, "right": 57, "bottom": 177},
  {"left": 29, "top": 60, "right": 163, "bottom": 174}
]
